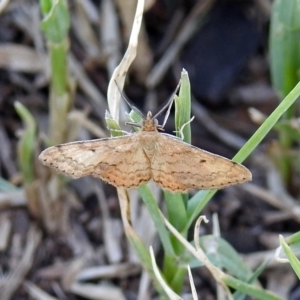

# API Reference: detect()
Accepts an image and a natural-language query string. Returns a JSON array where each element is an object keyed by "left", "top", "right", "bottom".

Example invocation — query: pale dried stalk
[
  {"left": 1, "top": 226, "right": 41, "bottom": 300},
  {"left": 163, "top": 215, "right": 234, "bottom": 300},
  {"left": 243, "top": 183, "right": 300, "bottom": 222},
  {"left": 0, "top": 215, "right": 12, "bottom": 251},
  {"left": 24, "top": 281, "right": 59, "bottom": 300},
  {"left": 0, "top": 0, "right": 10, "bottom": 15},
  {"left": 0, "top": 44, "right": 45, "bottom": 73},
  {"left": 69, "top": 282, "right": 126, "bottom": 300},
  {"left": 76, "top": 263, "right": 140, "bottom": 281},
  {"left": 0, "top": 190, "right": 26, "bottom": 209},
  {"left": 149, "top": 246, "right": 183, "bottom": 300},
  {"left": 107, "top": 0, "right": 145, "bottom": 123},
  {"left": 73, "top": 0, "right": 101, "bottom": 59},
  {"left": 95, "top": 183, "right": 123, "bottom": 263},
  {"left": 101, "top": 0, "right": 122, "bottom": 78},
  {"left": 115, "top": 0, "right": 152, "bottom": 83}
]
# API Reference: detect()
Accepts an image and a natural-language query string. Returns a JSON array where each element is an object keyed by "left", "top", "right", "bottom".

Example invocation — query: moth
[{"left": 39, "top": 88, "right": 251, "bottom": 192}]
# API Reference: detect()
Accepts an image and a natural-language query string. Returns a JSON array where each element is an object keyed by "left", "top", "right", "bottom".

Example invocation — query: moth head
[{"left": 141, "top": 112, "right": 161, "bottom": 132}]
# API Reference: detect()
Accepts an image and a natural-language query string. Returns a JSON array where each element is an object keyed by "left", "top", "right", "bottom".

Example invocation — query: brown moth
[{"left": 39, "top": 106, "right": 251, "bottom": 192}]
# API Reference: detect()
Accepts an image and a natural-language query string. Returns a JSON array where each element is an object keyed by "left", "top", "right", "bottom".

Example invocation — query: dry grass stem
[
  {"left": 77, "top": 0, "right": 99, "bottom": 23},
  {"left": 137, "top": 271, "right": 151, "bottom": 300},
  {"left": 163, "top": 214, "right": 234, "bottom": 300},
  {"left": 149, "top": 246, "right": 183, "bottom": 300},
  {"left": 0, "top": 0, "right": 10, "bottom": 14},
  {"left": 115, "top": 0, "right": 153, "bottom": 82},
  {"left": 69, "top": 54, "right": 107, "bottom": 116},
  {"left": 188, "top": 266, "right": 198, "bottom": 300},
  {"left": 266, "top": 269, "right": 296, "bottom": 299},
  {"left": 68, "top": 110, "right": 107, "bottom": 138},
  {"left": 192, "top": 102, "right": 247, "bottom": 150},
  {"left": 101, "top": 0, "right": 122, "bottom": 77},
  {"left": 0, "top": 125, "right": 17, "bottom": 177},
  {"left": 0, "top": 44, "right": 45, "bottom": 73},
  {"left": 69, "top": 282, "right": 126, "bottom": 300},
  {"left": 117, "top": 188, "right": 133, "bottom": 236},
  {"left": 24, "top": 281, "right": 59, "bottom": 300},
  {"left": 1, "top": 226, "right": 41, "bottom": 300},
  {"left": 62, "top": 257, "right": 91, "bottom": 291},
  {"left": 130, "top": 186, "right": 158, "bottom": 250},
  {"left": 107, "top": 0, "right": 145, "bottom": 122},
  {"left": 73, "top": 0, "right": 101, "bottom": 59},
  {"left": 76, "top": 263, "right": 141, "bottom": 281},
  {"left": 95, "top": 182, "right": 123, "bottom": 263},
  {"left": 0, "top": 215, "right": 11, "bottom": 251},
  {"left": 243, "top": 183, "right": 300, "bottom": 223},
  {"left": 0, "top": 190, "right": 26, "bottom": 209},
  {"left": 33, "top": 179, "right": 70, "bottom": 233}
]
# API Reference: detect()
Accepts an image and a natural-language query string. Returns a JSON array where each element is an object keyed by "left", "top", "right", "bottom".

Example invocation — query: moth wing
[
  {"left": 39, "top": 135, "right": 151, "bottom": 188},
  {"left": 151, "top": 134, "right": 251, "bottom": 192}
]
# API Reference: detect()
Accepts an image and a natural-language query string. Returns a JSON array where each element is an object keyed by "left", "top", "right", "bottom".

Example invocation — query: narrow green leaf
[
  {"left": 14, "top": 102, "right": 37, "bottom": 184},
  {"left": 223, "top": 275, "right": 281, "bottom": 300},
  {"left": 280, "top": 235, "right": 300, "bottom": 280},
  {"left": 286, "top": 231, "right": 300, "bottom": 245},
  {"left": 138, "top": 185, "right": 175, "bottom": 256},
  {"left": 39, "top": 0, "right": 52, "bottom": 15},
  {"left": 175, "top": 69, "right": 191, "bottom": 144},
  {"left": 40, "top": 0, "right": 70, "bottom": 44},
  {"left": 234, "top": 259, "right": 270, "bottom": 300},
  {"left": 270, "top": 0, "right": 300, "bottom": 97},
  {"left": 125, "top": 223, "right": 166, "bottom": 297},
  {"left": 105, "top": 111, "right": 123, "bottom": 137}
]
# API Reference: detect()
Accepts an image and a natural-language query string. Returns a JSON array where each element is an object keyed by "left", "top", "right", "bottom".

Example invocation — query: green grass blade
[
  {"left": 280, "top": 235, "right": 300, "bottom": 280},
  {"left": 138, "top": 185, "right": 174, "bottom": 255},
  {"left": 234, "top": 259, "right": 270, "bottom": 300},
  {"left": 175, "top": 69, "right": 191, "bottom": 144},
  {"left": 14, "top": 102, "right": 37, "bottom": 184},
  {"left": 223, "top": 275, "right": 281, "bottom": 300},
  {"left": 269, "top": 0, "right": 300, "bottom": 182},
  {"left": 270, "top": 0, "right": 300, "bottom": 98}
]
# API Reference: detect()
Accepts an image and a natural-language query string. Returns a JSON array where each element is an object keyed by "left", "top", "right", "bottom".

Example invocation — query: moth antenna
[
  {"left": 152, "top": 81, "right": 181, "bottom": 128},
  {"left": 125, "top": 121, "right": 142, "bottom": 128},
  {"left": 114, "top": 80, "right": 145, "bottom": 118}
]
